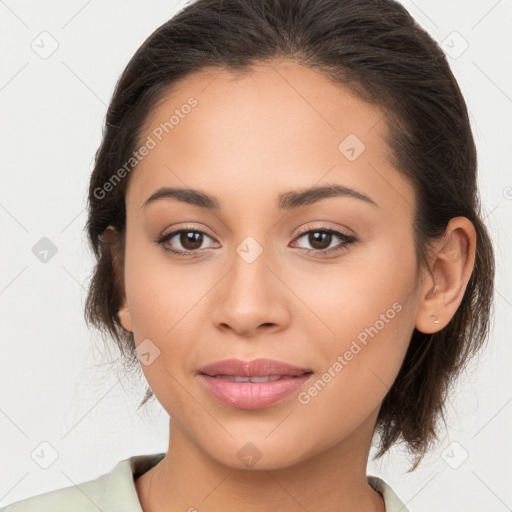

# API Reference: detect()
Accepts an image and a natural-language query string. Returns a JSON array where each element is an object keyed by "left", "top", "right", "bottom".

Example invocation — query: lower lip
[{"left": 198, "top": 374, "right": 313, "bottom": 409}]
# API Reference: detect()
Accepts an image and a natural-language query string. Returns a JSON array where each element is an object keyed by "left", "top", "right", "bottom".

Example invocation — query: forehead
[{"left": 127, "top": 59, "right": 414, "bottom": 218}]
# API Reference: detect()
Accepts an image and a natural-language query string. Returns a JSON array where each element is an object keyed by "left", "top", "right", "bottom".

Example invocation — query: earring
[{"left": 431, "top": 313, "right": 440, "bottom": 324}]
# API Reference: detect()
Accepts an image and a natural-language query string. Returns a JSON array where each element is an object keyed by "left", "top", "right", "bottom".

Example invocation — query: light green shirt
[{"left": 1, "top": 452, "right": 409, "bottom": 511}]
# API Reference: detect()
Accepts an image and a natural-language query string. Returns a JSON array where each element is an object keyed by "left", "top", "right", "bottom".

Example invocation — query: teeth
[
  {"left": 213, "top": 375, "right": 284, "bottom": 382},
  {"left": 250, "top": 375, "right": 281, "bottom": 383}
]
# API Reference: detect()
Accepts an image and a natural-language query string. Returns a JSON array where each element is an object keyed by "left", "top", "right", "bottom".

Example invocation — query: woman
[{"left": 2, "top": 0, "right": 495, "bottom": 510}]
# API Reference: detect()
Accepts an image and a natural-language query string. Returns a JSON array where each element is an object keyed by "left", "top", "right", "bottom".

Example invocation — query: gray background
[{"left": 1, "top": 1, "right": 511, "bottom": 510}]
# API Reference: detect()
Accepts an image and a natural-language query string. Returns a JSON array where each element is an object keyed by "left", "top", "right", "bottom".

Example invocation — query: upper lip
[{"left": 198, "top": 358, "right": 313, "bottom": 377}]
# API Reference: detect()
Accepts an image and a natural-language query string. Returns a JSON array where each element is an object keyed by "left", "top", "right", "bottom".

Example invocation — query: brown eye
[
  {"left": 293, "top": 228, "right": 356, "bottom": 255},
  {"left": 156, "top": 228, "right": 218, "bottom": 256},
  {"left": 178, "top": 231, "right": 204, "bottom": 250},
  {"left": 306, "top": 231, "right": 332, "bottom": 250}
]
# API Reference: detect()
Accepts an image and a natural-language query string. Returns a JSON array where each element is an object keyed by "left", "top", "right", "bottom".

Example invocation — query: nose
[{"left": 210, "top": 246, "right": 291, "bottom": 338}]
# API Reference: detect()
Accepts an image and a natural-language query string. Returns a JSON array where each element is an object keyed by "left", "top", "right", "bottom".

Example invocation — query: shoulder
[
  {"left": 1, "top": 473, "right": 111, "bottom": 512},
  {"left": 367, "top": 475, "right": 409, "bottom": 512},
  {"left": 1, "top": 453, "right": 165, "bottom": 512}
]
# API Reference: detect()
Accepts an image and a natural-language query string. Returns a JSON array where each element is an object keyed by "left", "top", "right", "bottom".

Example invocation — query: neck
[{"left": 135, "top": 413, "right": 385, "bottom": 512}]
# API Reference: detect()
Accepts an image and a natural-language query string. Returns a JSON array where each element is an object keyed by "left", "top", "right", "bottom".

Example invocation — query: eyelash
[{"left": 155, "top": 224, "right": 357, "bottom": 258}]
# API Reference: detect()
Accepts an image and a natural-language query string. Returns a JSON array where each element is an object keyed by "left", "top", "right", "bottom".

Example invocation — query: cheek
[
  {"left": 297, "top": 233, "right": 417, "bottom": 339},
  {"left": 123, "top": 230, "right": 191, "bottom": 336},
  {"left": 122, "top": 232, "right": 209, "bottom": 392},
  {"left": 295, "top": 295, "right": 415, "bottom": 446},
  {"left": 296, "top": 236, "right": 418, "bottom": 399}
]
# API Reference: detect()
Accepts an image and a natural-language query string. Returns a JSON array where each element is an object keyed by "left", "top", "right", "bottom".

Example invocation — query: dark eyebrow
[
  {"left": 142, "top": 187, "right": 220, "bottom": 210},
  {"left": 277, "top": 184, "right": 378, "bottom": 209},
  {"left": 142, "top": 184, "right": 378, "bottom": 210}
]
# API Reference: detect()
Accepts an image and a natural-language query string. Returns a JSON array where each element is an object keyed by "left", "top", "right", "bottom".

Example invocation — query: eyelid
[
  {"left": 156, "top": 222, "right": 357, "bottom": 257},
  {"left": 293, "top": 222, "right": 354, "bottom": 239},
  {"left": 158, "top": 222, "right": 353, "bottom": 243},
  {"left": 153, "top": 223, "right": 219, "bottom": 257},
  {"left": 160, "top": 223, "right": 216, "bottom": 240}
]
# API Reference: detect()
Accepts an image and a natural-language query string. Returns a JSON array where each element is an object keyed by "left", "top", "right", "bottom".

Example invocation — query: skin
[{"left": 107, "top": 58, "right": 476, "bottom": 512}]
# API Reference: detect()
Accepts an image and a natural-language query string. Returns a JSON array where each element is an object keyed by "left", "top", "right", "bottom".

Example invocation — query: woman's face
[{"left": 117, "top": 59, "right": 428, "bottom": 469}]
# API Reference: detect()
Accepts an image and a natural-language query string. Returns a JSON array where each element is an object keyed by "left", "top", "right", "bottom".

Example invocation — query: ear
[
  {"left": 415, "top": 217, "right": 476, "bottom": 334},
  {"left": 117, "top": 298, "right": 133, "bottom": 333},
  {"left": 100, "top": 225, "right": 133, "bottom": 333}
]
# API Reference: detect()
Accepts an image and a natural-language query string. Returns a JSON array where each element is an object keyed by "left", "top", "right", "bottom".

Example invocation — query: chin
[{"left": 202, "top": 437, "right": 313, "bottom": 471}]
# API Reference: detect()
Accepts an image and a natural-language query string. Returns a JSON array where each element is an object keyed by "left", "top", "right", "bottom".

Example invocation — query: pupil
[
  {"left": 181, "top": 231, "right": 202, "bottom": 250},
  {"left": 310, "top": 231, "right": 330, "bottom": 250}
]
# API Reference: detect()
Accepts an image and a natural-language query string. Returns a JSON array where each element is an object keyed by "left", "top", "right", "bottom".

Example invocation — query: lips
[
  {"left": 198, "top": 358, "right": 313, "bottom": 378},
  {"left": 196, "top": 358, "right": 314, "bottom": 409}
]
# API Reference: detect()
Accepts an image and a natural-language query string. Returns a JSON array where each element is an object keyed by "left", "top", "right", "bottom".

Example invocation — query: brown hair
[{"left": 84, "top": 0, "right": 495, "bottom": 469}]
